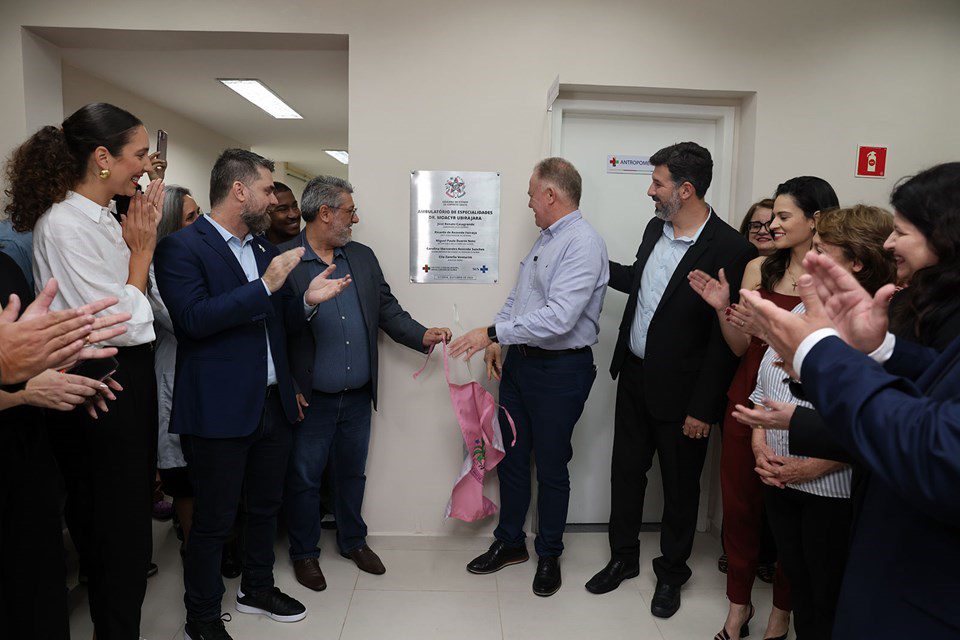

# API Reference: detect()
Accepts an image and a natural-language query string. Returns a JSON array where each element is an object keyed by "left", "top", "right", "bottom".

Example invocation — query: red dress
[{"left": 721, "top": 289, "right": 799, "bottom": 608}]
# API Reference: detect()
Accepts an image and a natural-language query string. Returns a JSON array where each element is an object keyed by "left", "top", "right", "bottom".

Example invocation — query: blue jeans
[
  {"left": 494, "top": 348, "right": 596, "bottom": 557},
  {"left": 285, "top": 386, "right": 372, "bottom": 560}
]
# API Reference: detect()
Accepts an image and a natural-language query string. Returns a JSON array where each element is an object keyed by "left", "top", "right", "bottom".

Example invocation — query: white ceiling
[{"left": 32, "top": 28, "right": 348, "bottom": 177}]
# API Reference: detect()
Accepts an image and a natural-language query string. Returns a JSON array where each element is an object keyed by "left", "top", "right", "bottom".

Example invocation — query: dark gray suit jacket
[{"left": 280, "top": 233, "right": 427, "bottom": 408}]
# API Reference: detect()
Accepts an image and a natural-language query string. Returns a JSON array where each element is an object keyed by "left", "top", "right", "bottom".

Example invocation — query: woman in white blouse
[
  {"left": 6, "top": 102, "right": 163, "bottom": 639},
  {"left": 736, "top": 206, "right": 897, "bottom": 640}
]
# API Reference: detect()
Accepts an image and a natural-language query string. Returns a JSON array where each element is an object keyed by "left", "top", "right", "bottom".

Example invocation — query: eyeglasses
[
  {"left": 334, "top": 205, "right": 359, "bottom": 216},
  {"left": 747, "top": 220, "right": 773, "bottom": 233}
]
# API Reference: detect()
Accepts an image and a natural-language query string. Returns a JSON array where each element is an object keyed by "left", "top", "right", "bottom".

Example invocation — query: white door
[{"left": 553, "top": 100, "right": 735, "bottom": 526}]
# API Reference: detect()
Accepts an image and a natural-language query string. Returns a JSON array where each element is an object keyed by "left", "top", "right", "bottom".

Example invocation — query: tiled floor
[{"left": 68, "top": 523, "right": 795, "bottom": 640}]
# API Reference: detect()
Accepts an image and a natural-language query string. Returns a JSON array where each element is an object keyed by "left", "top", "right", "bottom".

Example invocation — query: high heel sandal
[
  {"left": 763, "top": 634, "right": 787, "bottom": 640},
  {"left": 713, "top": 603, "right": 754, "bottom": 640}
]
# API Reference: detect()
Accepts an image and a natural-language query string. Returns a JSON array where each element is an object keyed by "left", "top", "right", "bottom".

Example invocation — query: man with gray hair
[
  {"left": 450, "top": 157, "right": 609, "bottom": 597},
  {"left": 282, "top": 175, "right": 451, "bottom": 591}
]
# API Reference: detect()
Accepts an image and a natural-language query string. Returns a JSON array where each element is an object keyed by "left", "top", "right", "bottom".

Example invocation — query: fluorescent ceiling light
[
  {"left": 325, "top": 150, "right": 349, "bottom": 164},
  {"left": 218, "top": 79, "right": 302, "bottom": 119}
]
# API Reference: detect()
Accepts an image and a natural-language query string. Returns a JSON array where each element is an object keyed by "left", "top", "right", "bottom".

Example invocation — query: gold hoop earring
[{"left": 99, "top": 169, "right": 111, "bottom": 180}]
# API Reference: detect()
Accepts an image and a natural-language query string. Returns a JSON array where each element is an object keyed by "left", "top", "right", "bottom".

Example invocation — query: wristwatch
[{"left": 487, "top": 325, "right": 498, "bottom": 343}]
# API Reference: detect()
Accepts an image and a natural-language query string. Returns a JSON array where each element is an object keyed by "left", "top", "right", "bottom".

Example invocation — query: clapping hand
[
  {"left": 688, "top": 268, "right": 731, "bottom": 311},
  {"left": 263, "top": 248, "right": 306, "bottom": 293},
  {"left": 304, "top": 264, "right": 352, "bottom": 305},
  {"left": 739, "top": 274, "right": 831, "bottom": 377},
  {"left": 122, "top": 179, "right": 164, "bottom": 255},
  {"left": 0, "top": 279, "right": 129, "bottom": 383},
  {"left": 725, "top": 302, "right": 761, "bottom": 337}
]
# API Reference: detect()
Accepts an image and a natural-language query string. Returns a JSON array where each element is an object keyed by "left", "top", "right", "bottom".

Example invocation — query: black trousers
[
  {"left": 608, "top": 355, "right": 710, "bottom": 586},
  {"left": 763, "top": 486, "right": 852, "bottom": 640},
  {"left": 181, "top": 389, "right": 293, "bottom": 621},
  {"left": 0, "top": 415, "right": 69, "bottom": 639},
  {"left": 49, "top": 344, "right": 158, "bottom": 640}
]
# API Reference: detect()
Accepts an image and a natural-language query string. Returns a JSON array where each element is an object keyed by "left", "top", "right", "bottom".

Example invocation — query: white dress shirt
[
  {"left": 32, "top": 191, "right": 155, "bottom": 346},
  {"left": 793, "top": 328, "right": 896, "bottom": 377}
]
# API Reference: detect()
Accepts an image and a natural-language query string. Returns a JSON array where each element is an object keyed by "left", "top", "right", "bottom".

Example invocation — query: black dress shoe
[
  {"left": 466, "top": 541, "right": 529, "bottom": 574},
  {"left": 532, "top": 557, "right": 561, "bottom": 597},
  {"left": 585, "top": 559, "right": 640, "bottom": 594},
  {"left": 650, "top": 581, "right": 681, "bottom": 618}
]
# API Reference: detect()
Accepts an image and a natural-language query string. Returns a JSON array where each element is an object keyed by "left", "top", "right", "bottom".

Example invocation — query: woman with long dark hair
[
  {"left": 749, "top": 206, "right": 896, "bottom": 640},
  {"left": 886, "top": 162, "right": 960, "bottom": 347},
  {"left": 5, "top": 102, "right": 163, "bottom": 639},
  {"left": 689, "top": 177, "right": 839, "bottom": 640}
]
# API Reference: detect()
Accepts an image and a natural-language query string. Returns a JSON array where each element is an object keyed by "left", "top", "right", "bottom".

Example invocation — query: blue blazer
[
  {"left": 802, "top": 334, "right": 960, "bottom": 637},
  {"left": 154, "top": 215, "right": 300, "bottom": 438}
]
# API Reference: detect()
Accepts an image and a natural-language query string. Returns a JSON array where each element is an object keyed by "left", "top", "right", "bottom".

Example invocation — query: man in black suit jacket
[
  {"left": 585, "top": 143, "right": 756, "bottom": 619},
  {"left": 281, "top": 175, "right": 450, "bottom": 591}
]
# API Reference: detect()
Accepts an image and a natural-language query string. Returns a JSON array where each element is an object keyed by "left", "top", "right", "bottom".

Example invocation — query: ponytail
[
  {"left": 4, "top": 126, "right": 81, "bottom": 231},
  {"left": 3, "top": 102, "right": 142, "bottom": 231}
]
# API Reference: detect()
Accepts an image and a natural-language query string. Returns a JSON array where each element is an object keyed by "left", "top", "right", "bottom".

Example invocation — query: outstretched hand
[
  {"left": 688, "top": 268, "right": 730, "bottom": 311},
  {"left": 305, "top": 264, "right": 353, "bottom": 305}
]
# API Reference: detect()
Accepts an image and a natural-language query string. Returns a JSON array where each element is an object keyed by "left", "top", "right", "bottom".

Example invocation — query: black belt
[
  {"left": 514, "top": 344, "right": 591, "bottom": 358},
  {"left": 265, "top": 384, "right": 279, "bottom": 398}
]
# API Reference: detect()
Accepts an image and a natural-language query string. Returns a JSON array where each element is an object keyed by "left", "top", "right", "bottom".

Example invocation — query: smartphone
[
  {"left": 156, "top": 129, "right": 168, "bottom": 161},
  {"left": 70, "top": 356, "right": 119, "bottom": 382}
]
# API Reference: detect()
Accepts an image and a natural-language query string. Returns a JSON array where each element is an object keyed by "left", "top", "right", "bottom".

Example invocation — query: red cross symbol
[
  {"left": 609, "top": 156, "right": 617, "bottom": 167},
  {"left": 422, "top": 264, "right": 430, "bottom": 273}
]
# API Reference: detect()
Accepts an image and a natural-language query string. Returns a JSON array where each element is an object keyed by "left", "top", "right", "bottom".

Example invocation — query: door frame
[
  {"left": 550, "top": 99, "right": 737, "bottom": 224},
  {"left": 549, "top": 97, "right": 738, "bottom": 533}
]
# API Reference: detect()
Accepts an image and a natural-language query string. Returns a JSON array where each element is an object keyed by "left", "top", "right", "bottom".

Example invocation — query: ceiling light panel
[
  {"left": 218, "top": 79, "right": 302, "bottom": 119},
  {"left": 325, "top": 150, "right": 349, "bottom": 164}
]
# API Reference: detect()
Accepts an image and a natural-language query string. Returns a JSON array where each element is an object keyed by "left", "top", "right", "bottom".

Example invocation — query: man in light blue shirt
[
  {"left": 629, "top": 213, "right": 711, "bottom": 357},
  {"left": 452, "top": 157, "right": 608, "bottom": 597}
]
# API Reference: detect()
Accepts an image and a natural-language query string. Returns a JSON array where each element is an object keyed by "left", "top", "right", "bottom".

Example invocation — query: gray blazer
[{"left": 281, "top": 233, "right": 428, "bottom": 408}]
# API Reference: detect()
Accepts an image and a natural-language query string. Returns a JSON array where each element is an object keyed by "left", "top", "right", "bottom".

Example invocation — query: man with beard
[
  {"left": 281, "top": 175, "right": 451, "bottom": 590},
  {"left": 154, "top": 149, "right": 352, "bottom": 640},
  {"left": 584, "top": 142, "right": 756, "bottom": 619},
  {"left": 264, "top": 181, "right": 302, "bottom": 245}
]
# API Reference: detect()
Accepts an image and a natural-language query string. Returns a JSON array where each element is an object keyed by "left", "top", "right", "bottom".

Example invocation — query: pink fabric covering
[{"left": 413, "top": 342, "right": 516, "bottom": 522}]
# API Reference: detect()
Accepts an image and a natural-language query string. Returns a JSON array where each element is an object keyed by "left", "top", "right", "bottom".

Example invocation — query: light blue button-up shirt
[
  {"left": 629, "top": 213, "right": 711, "bottom": 358},
  {"left": 494, "top": 210, "right": 609, "bottom": 349},
  {"left": 205, "top": 215, "right": 277, "bottom": 386}
]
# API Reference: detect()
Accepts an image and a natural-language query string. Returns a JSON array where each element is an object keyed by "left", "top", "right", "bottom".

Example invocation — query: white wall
[
  {"left": 2, "top": 0, "right": 959, "bottom": 536},
  {"left": 61, "top": 64, "right": 244, "bottom": 212}
]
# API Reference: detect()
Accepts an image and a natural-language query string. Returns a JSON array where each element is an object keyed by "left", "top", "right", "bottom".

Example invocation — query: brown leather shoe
[
  {"left": 293, "top": 557, "right": 327, "bottom": 591},
  {"left": 341, "top": 544, "right": 386, "bottom": 575}
]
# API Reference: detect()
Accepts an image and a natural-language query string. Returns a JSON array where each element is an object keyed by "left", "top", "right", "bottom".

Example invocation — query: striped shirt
[{"left": 750, "top": 302, "right": 852, "bottom": 499}]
